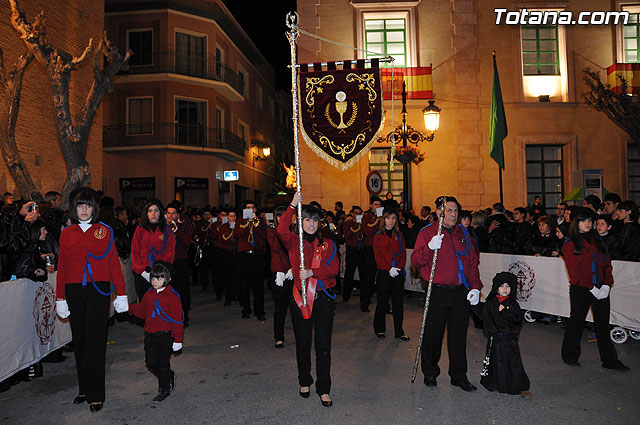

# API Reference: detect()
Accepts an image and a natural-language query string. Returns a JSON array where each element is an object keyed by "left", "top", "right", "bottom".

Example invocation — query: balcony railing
[
  {"left": 103, "top": 123, "right": 247, "bottom": 157},
  {"left": 120, "top": 51, "right": 245, "bottom": 95}
]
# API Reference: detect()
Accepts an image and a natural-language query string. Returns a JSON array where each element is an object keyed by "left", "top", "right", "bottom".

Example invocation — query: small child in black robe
[{"left": 474, "top": 271, "right": 531, "bottom": 397}]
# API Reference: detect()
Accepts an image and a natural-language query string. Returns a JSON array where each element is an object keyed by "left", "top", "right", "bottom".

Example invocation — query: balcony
[
  {"left": 117, "top": 52, "right": 245, "bottom": 102},
  {"left": 103, "top": 123, "right": 247, "bottom": 161}
]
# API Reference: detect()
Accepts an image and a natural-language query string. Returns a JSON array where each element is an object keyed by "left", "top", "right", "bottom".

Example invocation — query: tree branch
[
  {"left": 9, "top": 0, "right": 49, "bottom": 64},
  {"left": 71, "top": 38, "right": 93, "bottom": 67}
]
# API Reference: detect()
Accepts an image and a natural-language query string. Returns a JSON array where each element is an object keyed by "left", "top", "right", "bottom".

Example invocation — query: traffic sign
[{"left": 366, "top": 170, "right": 383, "bottom": 195}]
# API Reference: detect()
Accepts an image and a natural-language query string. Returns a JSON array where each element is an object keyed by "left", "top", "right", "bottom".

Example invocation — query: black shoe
[
  {"left": 603, "top": 362, "right": 630, "bottom": 371},
  {"left": 319, "top": 394, "right": 333, "bottom": 407},
  {"left": 257, "top": 315, "right": 266, "bottom": 321},
  {"left": 564, "top": 360, "right": 581, "bottom": 367},
  {"left": 275, "top": 341, "right": 284, "bottom": 349},
  {"left": 451, "top": 379, "right": 477, "bottom": 392},
  {"left": 423, "top": 376, "right": 437, "bottom": 387},
  {"left": 361, "top": 307, "right": 370, "bottom": 313},
  {"left": 89, "top": 402, "right": 103, "bottom": 412},
  {"left": 73, "top": 395, "right": 87, "bottom": 404},
  {"left": 376, "top": 332, "right": 385, "bottom": 338},
  {"left": 152, "top": 391, "right": 171, "bottom": 403},
  {"left": 299, "top": 388, "right": 311, "bottom": 398},
  {"left": 396, "top": 335, "right": 411, "bottom": 341}
]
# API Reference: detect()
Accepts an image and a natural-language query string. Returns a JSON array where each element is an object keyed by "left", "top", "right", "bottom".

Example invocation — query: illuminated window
[
  {"left": 364, "top": 18, "right": 406, "bottom": 67},
  {"left": 623, "top": 13, "right": 640, "bottom": 62},
  {"left": 521, "top": 25, "right": 560, "bottom": 75}
]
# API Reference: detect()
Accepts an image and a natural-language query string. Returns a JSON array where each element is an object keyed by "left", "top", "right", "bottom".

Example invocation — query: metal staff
[
  {"left": 411, "top": 196, "right": 447, "bottom": 383},
  {"left": 286, "top": 12, "right": 307, "bottom": 306}
]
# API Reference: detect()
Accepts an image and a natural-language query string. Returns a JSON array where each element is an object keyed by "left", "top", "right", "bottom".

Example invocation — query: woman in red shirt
[
  {"left": 131, "top": 199, "right": 176, "bottom": 301},
  {"left": 373, "top": 209, "right": 409, "bottom": 341},
  {"left": 277, "top": 192, "right": 339, "bottom": 407},
  {"left": 561, "top": 208, "right": 628, "bottom": 371},
  {"left": 55, "top": 188, "right": 127, "bottom": 412}
]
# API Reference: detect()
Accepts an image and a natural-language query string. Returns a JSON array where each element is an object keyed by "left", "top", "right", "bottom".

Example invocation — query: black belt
[{"left": 433, "top": 283, "right": 464, "bottom": 290}]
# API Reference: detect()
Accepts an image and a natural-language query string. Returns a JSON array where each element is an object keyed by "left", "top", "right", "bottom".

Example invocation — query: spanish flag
[
  {"left": 381, "top": 67, "right": 433, "bottom": 100},
  {"left": 607, "top": 63, "right": 640, "bottom": 95}
]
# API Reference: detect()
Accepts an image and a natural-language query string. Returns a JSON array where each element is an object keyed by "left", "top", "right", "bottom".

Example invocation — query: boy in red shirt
[{"left": 126, "top": 260, "right": 184, "bottom": 403}]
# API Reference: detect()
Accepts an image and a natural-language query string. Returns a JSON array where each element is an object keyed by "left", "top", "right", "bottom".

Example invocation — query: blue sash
[
  {"left": 150, "top": 288, "right": 184, "bottom": 324},
  {"left": 455, "top": 225, "right": 470, "bottom": 289},
  {"left": 81, "top": 222, "right": 114, "bottom": 296},
  {"left": 591, "top": 251, "right": 607, "bottom": 289},
  {"left": 391, "top": 232, "right": 406, "bottom": 277},
  {"left": 148, "top": 226, "right": 170, "bottom": 268},
  {"left": 318, "top": 241, "right": 337, "bottom": 299}
]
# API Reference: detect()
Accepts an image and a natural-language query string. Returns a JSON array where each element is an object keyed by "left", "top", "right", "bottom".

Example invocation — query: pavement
[{"left": 1, "top": 287, "right": 639, "bottom": 425}]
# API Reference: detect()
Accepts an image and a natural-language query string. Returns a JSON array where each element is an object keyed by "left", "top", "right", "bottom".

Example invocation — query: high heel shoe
[
  {"left": 73, "top": 394, "right": 87, "bottom": 404},
  {"left": 89, "top": 402, "right": 103, "bottom": 412},
  {"left": 319, "top": 394, "right": 333, "bottom": 407},
  {"left": 299, "top": 387, "right": 310, "bottom": 398}
]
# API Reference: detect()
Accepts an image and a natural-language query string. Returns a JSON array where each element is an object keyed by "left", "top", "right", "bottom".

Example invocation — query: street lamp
[
  {"left": 253, "top": 144, "right": 271, "bottom": 166},
  {"left": 379, "top": 81, "right": 440, "bottom": 211}
]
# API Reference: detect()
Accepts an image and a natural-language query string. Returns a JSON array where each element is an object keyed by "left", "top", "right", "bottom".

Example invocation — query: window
[
  {"left": 525, "top": 145, "right": 564, "bottom": 214},
  {"left": 127, "top": 97, "right": 153, "bottom": 135},
  {"left": 521, "top": 25, "right": 560, "bottom": 75},
  {"left": 235, "top": 184, "right": 249, "bottom": 209},
  {"left": 175, "top": 98, "right": 206, "bottom": 146},
  {"left": 237, "top": 63, "right": 249, "bottom": 98},
  {"left": 238, "top": 121, "right": 249, "bottom": 143},
  {"left": 175, "top": 32, "right": 206, "bottom": 78},
  {"left": 368, "top": 148, "right": 403, "bottom": 199},
  {"left": 629, "top": 143, "right": 640, "bottom": 204},
  {"left": 215, "top": 107, "right": 224, "bottom": 143},
  {"left": 256, "top": 84, "right": 263, "bottom": 110},
  {"left": 215, "top": 45, "right": 224, "bottom": 78},
  {"left": 623, "top": 11, "right": 640, "bottom": 62},
  {"left": 127, "top": 29, "right": 152, "bottom": 66},
  {"left": 364, "top": 18, "right": 406, "bottom": 66}
]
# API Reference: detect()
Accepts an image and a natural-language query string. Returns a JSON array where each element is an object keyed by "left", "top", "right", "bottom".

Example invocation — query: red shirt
[
  {"left": 561, "top": 239, "right": 613, "bottom": 289},
  {"left": 131, "top": 225, "right": 176, "bottom": 274},
  {"left": 267, "top": 227, "right": 290, "bottom": 273},
  {"left": 173, "top": 220, "right": 193, "bottom": 261},
  {"left": 277, "top": 206, "right": 339, "bottom": 291},
  {"left": 234, "top": 218, "right": 267, "bottom": 253},
  {"left": 411, "top": 224, "right": 482, "bottom": 290},
  {"left": 373, "top": 230, "right": 406, "bottom": 271},
  {"left": 215, "top": 222, "right": 235, "bottom": 251},
  {"left": 128, "top": 285, "right": 184, "bottom": 343},
  {"left": 342, "top": 217, "right": 363, "bottom": 247},
  {"left": 57, "top": 223, "right": 126, "bottom": 298},
  {"left": 361, "top": 211, "right": 380, "bottom": 246}
]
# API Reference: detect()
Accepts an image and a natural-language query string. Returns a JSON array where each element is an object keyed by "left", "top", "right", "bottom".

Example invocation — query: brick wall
[{"left": 0, "top": 0, "right": 104, "bottom": 199}]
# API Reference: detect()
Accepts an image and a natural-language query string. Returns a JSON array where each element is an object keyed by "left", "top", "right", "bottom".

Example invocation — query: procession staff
[
  {"left": 267, "top": 206, "right": 293, "bottom": 348},
  {"left": 216, "top": 210, "right": 237, "bottom": 306},
  {"left": 373, "top": 209, "right": 409, "bottom": 340},
  {"left": 341, "top": 206, "right": 364, "bottom": 303},
  {"left": 131, "top": 199, "right": 176, "bottom": 301},
  {"left": 277, "top": 192, "right": 339, "bottom": 407},
  {"left": 360, "top": 196, "right": 382, "bottom": 312},
  {"left": 166, "top": 201, "right": 192, "bottom": 325},
  {"left": 411, "top": 196, "right": 482, "bottom": 391},
  {"left": 561, "top": 208, "right": 629, "bottom": 371},
  {"left": 55, "top": 188, "right": 127, "bottom": 412},
  {"left": 234, "top": 200, "right": 267, "bottom": 320}
]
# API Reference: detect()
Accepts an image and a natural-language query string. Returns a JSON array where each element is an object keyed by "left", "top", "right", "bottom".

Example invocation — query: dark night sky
[{"left": 222, "top": 0, "right": 297, "bottom": 90}]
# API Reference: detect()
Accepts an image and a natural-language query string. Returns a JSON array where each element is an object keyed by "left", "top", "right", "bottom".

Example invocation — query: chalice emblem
[
  {"left": 325, "top": 91, "right": 357, "bottom": 133},
  {"left": 335, "top": 91, "right": 348, "bottom": 129}
]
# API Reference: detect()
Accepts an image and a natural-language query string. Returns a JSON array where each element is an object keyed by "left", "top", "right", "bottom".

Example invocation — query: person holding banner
[
  {"left": 561, "top": 208, "right": 629, "bottom": 371},
  {"left": 131, "top": 199, "right": 176, "bottom": 301},
  {"left": 277, "top": 192, "right": 339, "bottom": 407},
  {"left": 55, "top": 188, "right": 127, "bottom": 412},
  {"left": 373, "top": 209, "right": 409, "bottom": 340},
  {"left": 411, "top": 196, "right": 482, "bottom": 391}
]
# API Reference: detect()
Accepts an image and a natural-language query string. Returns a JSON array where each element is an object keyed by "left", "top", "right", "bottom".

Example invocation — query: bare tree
[
  {"left": 583, "top": 68, "right": 640, "bottom": 154},
  {"left": 5, "top": 0, "right": 131, "bottom": 205}
]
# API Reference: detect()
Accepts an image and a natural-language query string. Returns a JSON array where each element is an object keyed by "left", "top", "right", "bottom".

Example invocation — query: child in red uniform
[{"left": 127, "top": 260, "right": 184, "bottom": 403}]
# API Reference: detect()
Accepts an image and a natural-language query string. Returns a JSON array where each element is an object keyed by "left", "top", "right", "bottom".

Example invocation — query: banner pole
[
  {"left": 499, "top": 166, "right": 504, "bottom": 205},
  {"left": 286, "top": 12, "right": 307, "bottom": 306}
]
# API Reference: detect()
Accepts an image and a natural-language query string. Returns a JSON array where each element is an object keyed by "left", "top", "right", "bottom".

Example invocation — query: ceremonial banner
[
  {"left": 0, "top": 273, "right": 72, "bottom": 381},
  {"left": 299, "top": 61, "right": 385, "bottom": 170},
  {"left": 607, "top": 63, "right": 640, "bottom": 95}
]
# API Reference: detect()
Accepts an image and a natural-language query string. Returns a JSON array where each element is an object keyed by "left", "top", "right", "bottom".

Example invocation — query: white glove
[
  {"left": 284, "top": 269, "right": 293, "bottom": 280},
  {"left": 113, "top": 295, "right": 129, "bottom": 313},
  {"left": 172, "top": 342, "right": 182, "bottom": 351},
  {"left": 275, "top": 272, "right": 285, "bottom": 287},
  {"left": 389, "top": 267, "right": 400, "bottom": 277},
  {"left": 428, "top": 234, "right": 444, "bottom": 250},
  {"left": 589, "top": 286, "right": 601, "bottom": 299},
  {"left": 597, "top": 285, "right": 610, "bottom": 300},
  {"left": 467, "top": 289, "right": 480, "bottom": 305},
  {"left": 141, "top": 271, "right": 150, "bottom": 282},
  {"left": 56, "top": 300, "right": 70, "bottom": 319}
]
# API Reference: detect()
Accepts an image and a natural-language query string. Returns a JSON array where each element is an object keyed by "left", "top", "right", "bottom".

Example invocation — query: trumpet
[
  {"left": 249, "top": 215, "right": 261, "bottom": 227},
  {"left": 168, "top": 220, "right": 178, "bottom": 233}
]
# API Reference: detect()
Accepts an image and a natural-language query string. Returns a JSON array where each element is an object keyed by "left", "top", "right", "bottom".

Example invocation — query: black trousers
[
  {"left": 271, "top": 274, "right": 294, "bottom": 341},
  {"left": 199, "top": 244, "right": 214, "bottom": 291},
  {"left": 220, "top": 250, "right": 237, "bottom": 303},
  {"left": 144, "top": 331, "right": 174, "bottom": 393},
  {"left": 211, "top": 246, "right": 224, "bottom": 298},
  {"left": 290, "top": 292, "right": 334, "bottom": 395},
  {"left": 236, "top": 252, "right": 265, "bottom": 317},
  {"left": 65, "top": 281, "right": 111, "bottom": 403},
  {"left": 421, "top": 285, "right": 470, "bottom": 381},
  {"left": 360, "top": 245, "right": 377, "bottom": 309},
  {"left": 134, "top": 272, "right": 150, "bottom": 302},
  {"left": 561, "top": 285, "right": 622, "bottom": 367},
  {"left": 374, "top": 270, "right": 405, "bottom": 337},
  {"left": 173, "top": 259, "right": 191, "bottom": 322},
  {"left": 343, "top": 246, "right": 365, "bottom": 301}
]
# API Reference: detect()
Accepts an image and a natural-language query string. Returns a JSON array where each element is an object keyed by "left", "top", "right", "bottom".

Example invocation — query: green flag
[{"left": 489, "top": 54, "right": 507, "bottom": 169}]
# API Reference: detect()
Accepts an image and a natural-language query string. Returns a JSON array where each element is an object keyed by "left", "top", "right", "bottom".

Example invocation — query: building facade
[
  {"left": 103, "top": 0, "right": 281, "bottom": 210},
  {"left": 296, "top": 0, "right": 639, "bottom": 212}
]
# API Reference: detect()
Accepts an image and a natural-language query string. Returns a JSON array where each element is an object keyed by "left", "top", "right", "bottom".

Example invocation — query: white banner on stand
[{"left": 0, "top": 272, "right": 72, "bottom": 382}]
